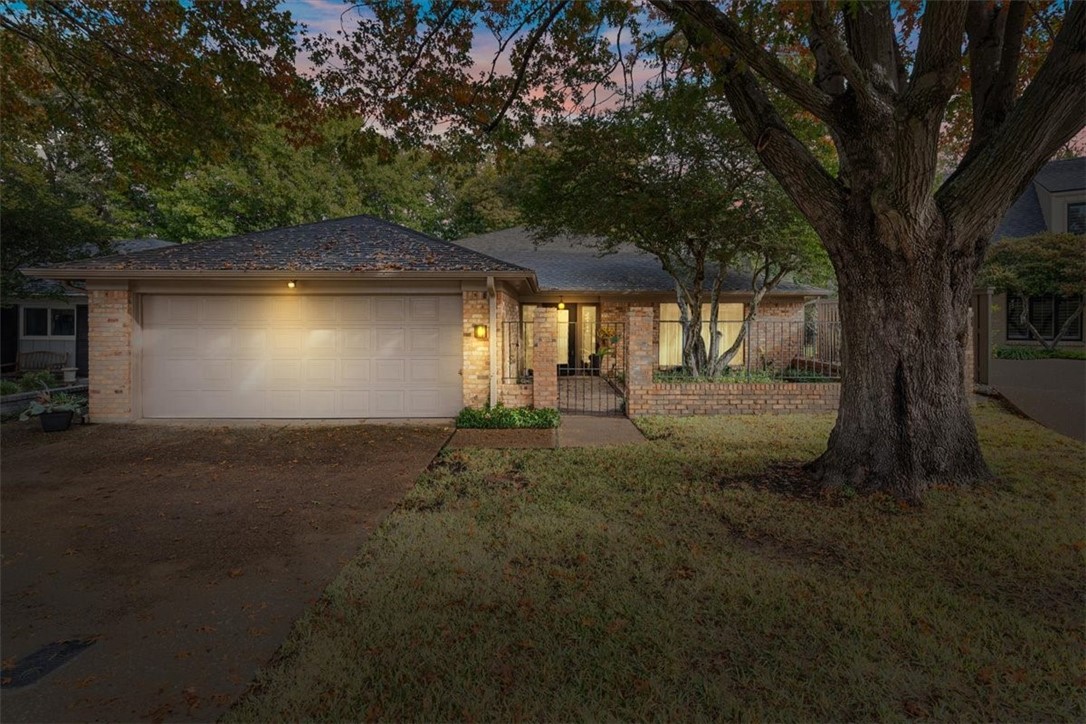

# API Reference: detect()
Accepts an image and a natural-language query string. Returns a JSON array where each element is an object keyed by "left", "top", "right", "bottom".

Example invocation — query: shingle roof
[
  {"left": 455, "top": 228, "right": 828, "bottom": 295},
  {"left": 993, "top": 156, "right": 1086, "bottom": 240},
  {"left": 1033, "top": 156, "right": 1086, "bottom": 192},
  {"left": 39, "top": 216, "right": 529, "bottom": 274}
]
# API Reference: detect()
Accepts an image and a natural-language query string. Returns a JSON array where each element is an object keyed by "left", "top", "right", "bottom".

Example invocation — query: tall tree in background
[
  {"left": 0, "top": 0, "right": 306, "bottom": 295},
  {"left": 516, "top": 83, "right": 828, "bottom": 376},
  {"left": 315, "top": 0, "right": 1085, "bottom": 499}
]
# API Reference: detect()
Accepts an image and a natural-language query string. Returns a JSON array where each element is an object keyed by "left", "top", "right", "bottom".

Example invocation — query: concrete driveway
[
  {"left": 1, "top": 421, "right": 451, "bottom": 722},
  {"left": 990, "top": 357, "right": 1086, "bottom": 442}
]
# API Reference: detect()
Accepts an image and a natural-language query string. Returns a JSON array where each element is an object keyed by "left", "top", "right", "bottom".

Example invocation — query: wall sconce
[
  {"left": 287, "top": 280, "right": 297, "bottom": 289},
  {"left": 556, "top": 299, "right": 566, "bottom": 310},
  {"left": 473, "top": 324, "right": 488, "bottom": 340}
]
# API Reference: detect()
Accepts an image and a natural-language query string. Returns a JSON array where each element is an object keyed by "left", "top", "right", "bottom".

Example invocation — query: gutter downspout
[{"left": 488, "top": 276, "right": 498, "bottom": 406}]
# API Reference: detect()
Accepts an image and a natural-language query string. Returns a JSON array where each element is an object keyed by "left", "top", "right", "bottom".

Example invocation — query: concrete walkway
[
  {"left": 557, "top": 414, "right": 646, "bottom": 447},
  {"left": 990, "top": 358, "right": 1086, "bottom": 442}
]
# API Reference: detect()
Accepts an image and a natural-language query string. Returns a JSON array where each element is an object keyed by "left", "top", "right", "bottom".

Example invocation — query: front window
[
  {"left": 1067, "top": 202, "right": 1086, "bottom": 235},
  {"left": 21, "top": 306, "right": 76, "bottom": 338},
  {"left": 658, "top": 302, "right": 745, "bottom": 367},
  {"left": 1006, "top": 295, "right": 1083, "bottom": 341}
]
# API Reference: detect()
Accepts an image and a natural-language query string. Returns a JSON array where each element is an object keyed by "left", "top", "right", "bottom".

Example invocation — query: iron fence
[
  {"left": 503, "top": 320, "right": 534, "bottom": 384},
  {"left": 656, "top": 319, "right": 842, "bottom": 381}
]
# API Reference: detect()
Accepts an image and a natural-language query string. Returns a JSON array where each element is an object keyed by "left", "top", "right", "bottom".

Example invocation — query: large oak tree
[{"left": 315, "top": 0, "right": 1086, "bottom": 499}]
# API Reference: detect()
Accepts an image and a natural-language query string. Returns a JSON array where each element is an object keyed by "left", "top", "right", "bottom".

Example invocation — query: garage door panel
[
  {"left": 267, "top": 390, "right": 302, "bottom": 417},
  {"left": 374, "top": 359, "right": 405, "bottom": 383},
  {"left": 373, "top": 390, "right": 404, "bottom": 415},
  {"left": 338, "top": 297, "right": 372, "bottom": 321},
  {"left": 143, "top": 294, "right": 462, "bottom": 418},
  {"left": 409, "top": 297, "right": 439, "bottom": 321},
  {"left": 303, "top": 297, "right": 337, "bottom": 321},
  {"left": 340, "top": 328, "right": 373, "bottom": 353},
  {"left": 375, "top": 297, "right": 405, "bottom": 321},
  {"left": 305, "top": 358, "right": 336, "bottom": 385},
  {"left": 408, "top": 327, "right": 439, "bottom": 354},
  {"left": 199, "top": 328, "right": 234, "bottom": 357},
  {"left": 202, "top": 297, "right": 237, "bottom": 322},
  {"left": 376, "top": 328, "right": 405, "bottom": 354},
  {"left": 341, "top": 359, "right": 371, "bottom": 382},
  {"left": 340, "top": 390, "right": 370, "bottom": 416},
  {"left": 300, "top": 391, "right": 336, "bottom": 417}
]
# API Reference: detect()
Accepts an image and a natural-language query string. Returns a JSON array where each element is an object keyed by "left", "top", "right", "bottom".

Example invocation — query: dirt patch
[
  {"left": 446, "top": 427, "right": 557, "bottom": 449},
  {"left": 0, "top": 420, "right": 450, "bottom": 722}
]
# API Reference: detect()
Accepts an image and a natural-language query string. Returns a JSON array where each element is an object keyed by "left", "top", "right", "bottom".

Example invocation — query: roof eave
[{"left": 22, "top": 267, "right": 537, "bottom": 286}]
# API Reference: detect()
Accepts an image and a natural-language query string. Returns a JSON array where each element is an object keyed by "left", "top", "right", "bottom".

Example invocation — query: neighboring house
[
  {"left": 2, "top": 238, "right": 178, "bottom": 377},
  {"left": 973, "top": 156, "right": 1086, "bottom": 383},
  {"left": 26, "top": 216, "right": 830, "bottom": 421}
]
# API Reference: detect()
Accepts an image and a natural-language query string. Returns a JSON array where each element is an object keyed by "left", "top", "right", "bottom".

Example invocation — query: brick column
[
  {"left": 626, "top": 306, "right": 654, "bottom": 416},
  {"left": 532, "top": 307, "right": 558, "bottom": 409},
  {"left": 462, "top": 291, "right": 490, "bottom": 407},
  {"left": 88, "top": 288, "right": 135, "bottom": 422}
]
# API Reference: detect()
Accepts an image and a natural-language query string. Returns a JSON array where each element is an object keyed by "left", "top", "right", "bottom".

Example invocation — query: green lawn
[{"left": 228, "top": 401, "right": 1085, "bottom": 721}]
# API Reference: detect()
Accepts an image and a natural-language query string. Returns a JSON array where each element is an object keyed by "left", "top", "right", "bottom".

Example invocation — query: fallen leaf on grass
[{"left": 228, "top": 568, "right": 244, "bottom": 578}]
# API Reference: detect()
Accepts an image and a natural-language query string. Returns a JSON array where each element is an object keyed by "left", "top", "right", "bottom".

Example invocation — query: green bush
[
  {"left": 456, "top": 404, "right": 560, "bottom": 429},
  {"left": 994, "top": 345, "right": 1086, "bottom": 361},
  {"left": 653, "top": 369, "right": 776, "bottom": 384},
  {"left": 0, "top": 380, "right": 19, "bottom": 396},
  {"left": 17, "top": 370, "right": 57, "bottom": 392}
]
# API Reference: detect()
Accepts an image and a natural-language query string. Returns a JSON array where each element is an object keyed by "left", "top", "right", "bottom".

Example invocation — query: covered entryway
[{"left": 141, "top": 294, "right": 463, "bottom": 418}]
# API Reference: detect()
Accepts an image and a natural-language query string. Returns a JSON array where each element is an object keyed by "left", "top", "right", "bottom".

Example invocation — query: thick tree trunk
[{"left": 807, "top": 225, "right": 992, "bottom": 500}]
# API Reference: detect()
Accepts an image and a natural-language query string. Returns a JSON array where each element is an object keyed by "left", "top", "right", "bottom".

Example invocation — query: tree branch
[
  {"left": 483, "top": 0, "right": 568, "bottom": 133},
  {"left": 938, "top": 0, "right": 1086, "bottom": 243},
  {"left": 964, "top": 0, "right": 1028, "bottom": 157},
  {"left": 655, "top": 0, "right": 836, "bottom": 122},
  {"left": 905, "top": 0, "right": 968, "bottom": 111}
]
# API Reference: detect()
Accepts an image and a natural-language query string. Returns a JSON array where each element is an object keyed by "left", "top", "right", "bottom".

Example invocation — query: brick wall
[
  {"left": 625, "top": 305, "right": 839, "bottom": 417},
  {"left": 627, "top": 381, "right": 841, "bottom": 416},
  {"left": 532, "top": 306, "right": 558, "bottom": 408},
  {"left": 462, "top": 291, "right": 490, "bottom": 407},
  {"left": 88, "top": 289, "right": 134, "bottom": 422}
]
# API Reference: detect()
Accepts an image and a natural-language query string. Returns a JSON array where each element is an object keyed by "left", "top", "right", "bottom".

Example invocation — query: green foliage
[
  {"left": 18, "top": 390, "right": 87, "bottom": 421},
  {"left": 994, "top": 345, "right": 1086, "bottom": 361},
  {"left": 456, "top": 404, "right": 560, "bottom": 429},
  {"left": 981, "top": 233, "right": 1086, "bottom": 299},
  {"left": 0, "top": 380, "right": 19, "bottom": 396},
  {"left": 17, "top": 370, "right": 57, "bottom": 392}
]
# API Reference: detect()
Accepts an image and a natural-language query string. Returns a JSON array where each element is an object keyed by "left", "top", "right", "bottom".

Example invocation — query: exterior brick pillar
[
  {"left": 626, "top": 306, "right": 654, "bottom": 416},
  {"left": 462, "top": 291, "right": 490, "bottom": 407},
  {"left": 88, "top": 288, "right": 135, "bottom": 422},
  {"left": 532, "top": 306, "right": 558, "bottom": 409}
]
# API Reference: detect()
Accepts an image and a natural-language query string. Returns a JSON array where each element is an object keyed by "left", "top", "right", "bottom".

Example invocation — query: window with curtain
[{"left": 658, "top": 303, "right": 745, "bottom": 367}]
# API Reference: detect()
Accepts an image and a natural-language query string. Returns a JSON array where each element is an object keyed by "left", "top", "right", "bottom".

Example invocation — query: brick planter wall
[{"left": 627, "top": 381, "right": 841, "bottom": 416}]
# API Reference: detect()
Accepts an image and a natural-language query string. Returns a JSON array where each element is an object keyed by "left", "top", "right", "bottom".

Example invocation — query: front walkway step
[{"left": 558, "top": 414, "right": 647, "bottom": 448}]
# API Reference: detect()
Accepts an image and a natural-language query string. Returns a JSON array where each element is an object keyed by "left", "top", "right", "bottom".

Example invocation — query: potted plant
[{"left": 19, "top": 388, "right": 87, "bottom": 432}]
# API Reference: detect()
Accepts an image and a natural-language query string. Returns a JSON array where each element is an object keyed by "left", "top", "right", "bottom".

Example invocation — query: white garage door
[{"left": 141, "top": 295, "right": 463, "bottom": 418}]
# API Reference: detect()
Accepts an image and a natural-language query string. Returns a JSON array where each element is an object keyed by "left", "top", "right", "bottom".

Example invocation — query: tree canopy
[
  {"left": 515, "top": 82, "right": 829, "bottom": 375},
  {"left": 981, "top": 232, "right": 1086, "bottom": 349}
]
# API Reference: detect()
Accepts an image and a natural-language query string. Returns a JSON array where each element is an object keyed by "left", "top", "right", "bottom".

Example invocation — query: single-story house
[
  {"left": 25, "top": 216, "right": 832, "bottom": 420},
  {"left": 972, "top": 156, "right": 1086, "bottom": 383},
  {"left": 2, "top": 238, "right": 178, "bottom": 377}
]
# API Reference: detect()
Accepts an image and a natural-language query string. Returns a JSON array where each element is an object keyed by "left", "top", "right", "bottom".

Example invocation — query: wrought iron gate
[{"left": 558, "top": 320, "right": 626, "bottom": 416}]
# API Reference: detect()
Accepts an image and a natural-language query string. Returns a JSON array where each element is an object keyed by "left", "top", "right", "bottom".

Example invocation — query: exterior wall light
[
  {"left": 557, "top": 300, "right": 566, "bottom": 310},
  {"left": 473, "top": 324, "right": 488, "bottom": 340},
  {"left": 287, "top": 280, "right": 297, "bottom": 289}
]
